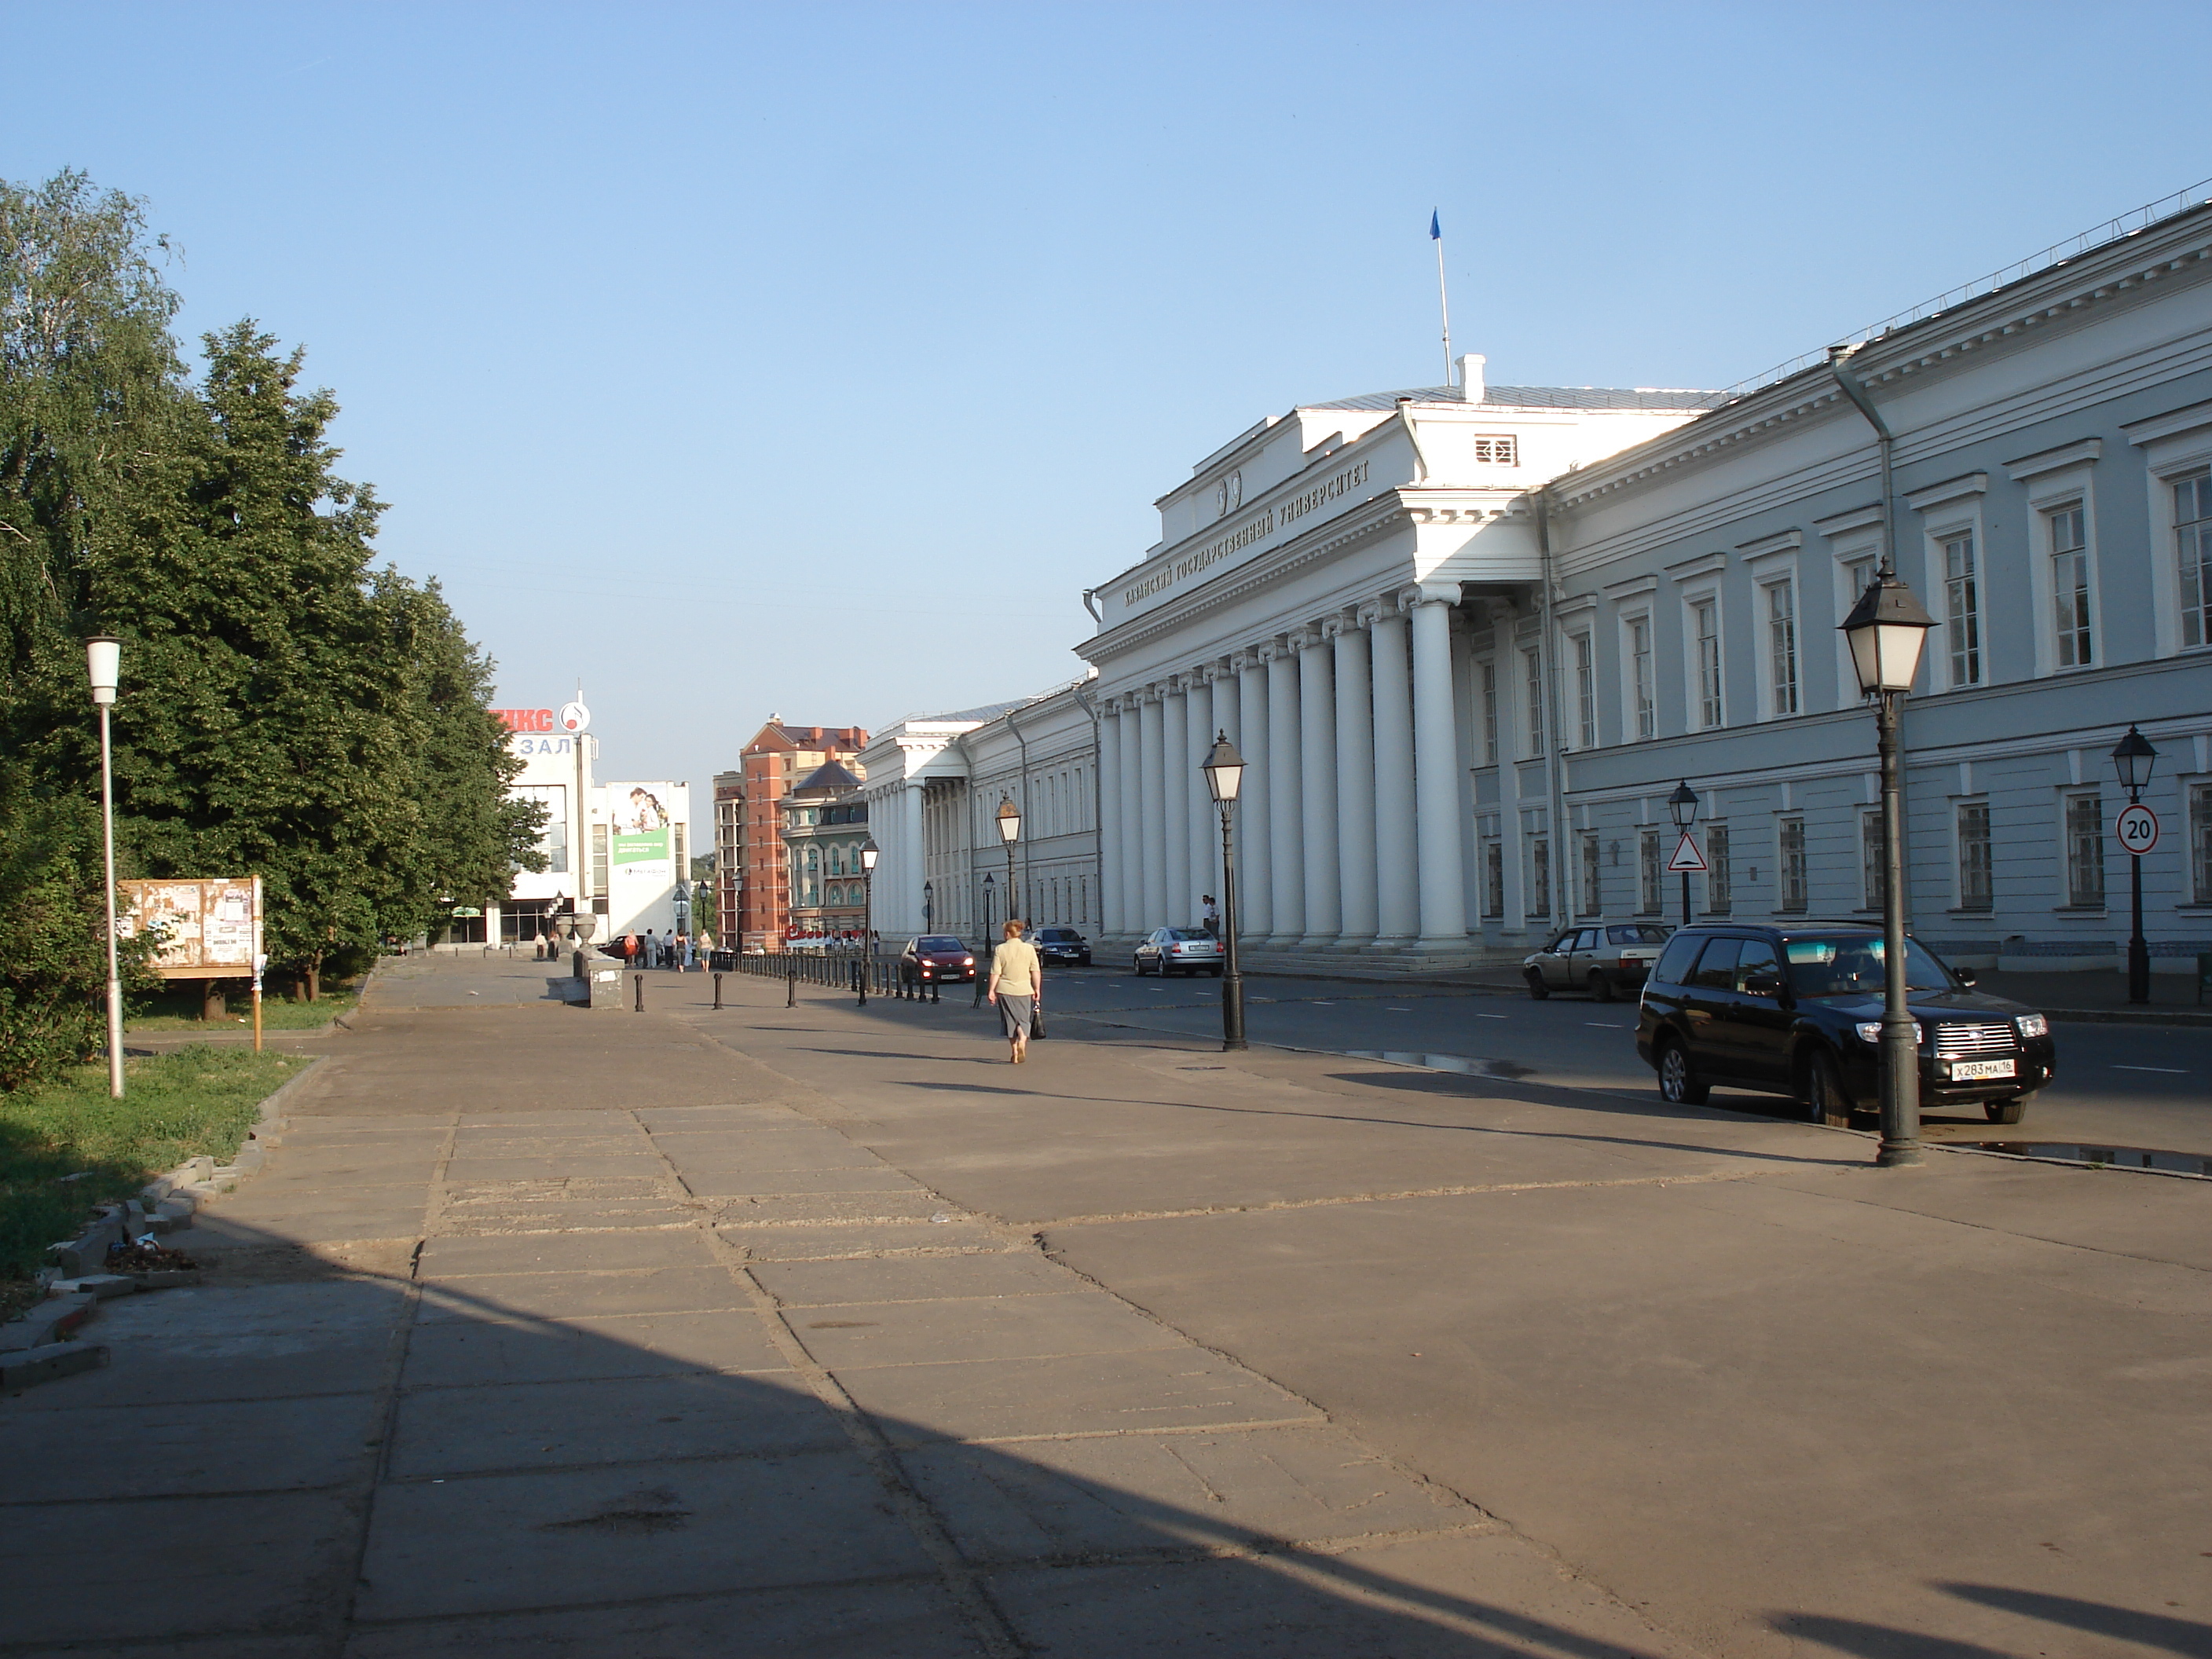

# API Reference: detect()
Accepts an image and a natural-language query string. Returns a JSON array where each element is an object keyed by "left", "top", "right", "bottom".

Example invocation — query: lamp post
[
  {"left": 995, "top": 794, "right": 1020, "bottom": 935},
  {"left": 2111, "top": 726, "right": 2159, "bottom": 1005},
  {"left": 922, "top": 879, "right": 933, "bottom": 933},
  {"left": 977, "top": 873, "right": 994, "bottom": 1007},
  {"left": 859, "top": 837, "right": 879, "bottom": 1005},
  {"left": 86, "top": 638, "right": 125, "bottom": 1099},
  {"left": 1201, "top": 733, "right": 1247, "bottom": 1050},
  {"left": 1840, "top": 571, "right": 1938, "bottom": 1168},
  {"left": 1668, "top": 782, "right": 1699, "bottom": 926}
]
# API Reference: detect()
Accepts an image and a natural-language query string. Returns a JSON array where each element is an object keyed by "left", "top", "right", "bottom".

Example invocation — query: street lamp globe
[
  {"left": 1668, "top": 781, "right": 1699, "bottom": 830},
  {"left": 2111, "top": 726, "right": 2157, "bottom": 799},
  {"left": 1201, "top": 734, "right": 1245, "bottom": 804},
  {"left": 859, "top": 837, "right": 880, "bottom": 873},
  {"left": 86, "top": 636, "right": 121, "bottom": 705},
  {"left": 1840, "top": 573, "right": 1937, "bottom": 696},
  {"left": 995, "top": 795, "right": 1020, "bottom": 844}
]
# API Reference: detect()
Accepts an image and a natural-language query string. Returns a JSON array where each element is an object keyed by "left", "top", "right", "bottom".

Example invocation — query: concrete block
[
  {"left": 47, "top": 1209, "right": 126, "bottom": 1277},
  {"left": 0, "top": 1342, "right": 109, "bottom": 1392},
  {"left": 48, "top": 1274, "right": 137, "bottom": 1301},
  {"left": 0, "top": 1293, "right": 97, "bottom": 1352}
]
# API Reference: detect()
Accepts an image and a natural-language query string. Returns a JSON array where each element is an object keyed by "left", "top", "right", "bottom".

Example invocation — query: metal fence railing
[{"left": 718, "top": 947, "right": 982, "bottom": 1008}]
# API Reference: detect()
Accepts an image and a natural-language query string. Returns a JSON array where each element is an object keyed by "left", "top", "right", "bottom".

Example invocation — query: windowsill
[
  {"left": 1946, "top": 906, "right": 1996, "bottom": 916},
  {"left": 2050, "top": 906, "right": 2108, "bottom": 916}
]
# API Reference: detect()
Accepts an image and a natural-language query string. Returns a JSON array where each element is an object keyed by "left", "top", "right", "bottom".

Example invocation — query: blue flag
[{"left": 1430, "top": 210, "right": 1441, "bottom": 240}]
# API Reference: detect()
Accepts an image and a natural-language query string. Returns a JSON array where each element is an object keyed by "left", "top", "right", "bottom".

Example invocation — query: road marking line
[
  {"left": 1585, "top": 1023, "right": 1626, "bottom": 1028},
  {"left": 1474, "top": 1013, "right": 1507, "bottom": 1019},
  {"left": 2111, "top": 1064, "right": 2187, "bottom": 1073}
]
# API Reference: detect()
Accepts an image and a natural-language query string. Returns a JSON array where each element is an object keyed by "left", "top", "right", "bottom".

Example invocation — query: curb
[{"left": 2041, "top": 1005, "right": 2212, "bottom": 1029}]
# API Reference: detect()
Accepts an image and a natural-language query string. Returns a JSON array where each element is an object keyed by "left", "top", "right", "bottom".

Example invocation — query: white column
[
  {"left": 1371, "top": 611, "right": 1419, "bottom": 944},
  {"left": 1335, "top": 616, "right": 1379, "bottom": 947},
  {"left": 901, "top": 782, "right": 925, "bottom": 937},
  {"left": 1116, "top": 701, "right": 1144, "bottom": 941},
  {"left": 1185, "top": 672, "right": 1216, "bottom": 923},
  {"left": 1265, "top": 644, "right": 1304, "bottom": 946},
  {"left": 1298, "top": 629, "right": 1340, "bottom": 947},
  {"left": 1410, "top": 591, "right": 1468, "bottom": 950},
  {"left": 1097, "top": 703, "right": 1125, "bottom": 937},
  {"left": 1138, "top": 689, "right": 1166, "bottom": 931},
  {"left": 1235, "top": 654, "right": 1272, "bottom": 940},
  {"left": 1162, "top": 679, "right": 1191, "bottom": 925}
]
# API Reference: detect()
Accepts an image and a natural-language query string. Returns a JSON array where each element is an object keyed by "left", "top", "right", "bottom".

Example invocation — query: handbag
[{"left": 1029, "top": 1004, "right": 1048, "bottom": 1040}]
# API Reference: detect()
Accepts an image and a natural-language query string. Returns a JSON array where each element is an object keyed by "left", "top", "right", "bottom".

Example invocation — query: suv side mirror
[
  {"left": 1741, "top": 972, "right": 1783, "bottom": 999},
  {"left": 1954, "top": 965, "right": 1978, "bottom": 987}
]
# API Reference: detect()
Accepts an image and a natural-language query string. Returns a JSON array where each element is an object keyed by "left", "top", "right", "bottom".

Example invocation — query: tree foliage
[{"left": 1, "top": 169, "right": 534, "bottom": 1066}]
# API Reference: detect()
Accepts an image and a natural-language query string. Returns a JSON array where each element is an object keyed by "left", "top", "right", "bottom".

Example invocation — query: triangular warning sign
[{"left": 1666, "top": 831, "right": 1708, "bottom": 874}]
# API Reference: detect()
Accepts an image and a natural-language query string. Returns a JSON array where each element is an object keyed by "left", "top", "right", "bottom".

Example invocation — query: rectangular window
[
  {"left": 1943, "top": 531, "right": 1981, "bottom": 687},
  {"left": 1765, "top": 581, "right": 1799, "bottom": 716},
  {"left": 1573, "top": 634, "right": 1596, "bottom": 750},
  {"left": 1479, "top": 661, "right": 1498, "bottom": 766},
  {"left": 2177, "top": 473, "right": 2212, "bottom": 650},
  {"left": 1861, "top": 811, "right": 1884, "bottom": 910},
  {"left": 2065, "top": 793, "right": 2105, "bottom": 906},
  {"left": 1628, "top": 617, "right": 1655, "bottom": 739},
  {"left": 1693, "top": 599, "right": 1722, "bottom": 728},
  {"left": 1483, "top": 838, "right": 1505, "bottom": 918},
  {"left": 1705, "top": 825, "right": 1731, "bottom": 914},
  {"left": 2192, "top": 782, "right": 2212, "bottom": 904},
  {"left": 1524, "top": 649, "right": 1545, "bottom": 756},
  {"left": 1579, "top": 832, "right": 1602, "bottom": 917},
  {"left": 1957, "top": 800, "right": 1992, "bottom": 911},
  {"left": 2049, "top": 504, "right": 2093, "bottom": 668},
  {"left": 591, "top": 823, "right": 610, "bottom": 895},
  {"left": 1638, "top": 829, "right": 1662, "bottom": 915},
  {"left": 1778, "top": 818, "right": 1807, "bottom": 913},
  {"left": 1528, "top": 836, "right": 1550, "bottom": 917}
]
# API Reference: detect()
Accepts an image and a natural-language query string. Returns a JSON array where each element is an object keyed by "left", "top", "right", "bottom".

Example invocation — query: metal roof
[
  {"left": 1306, "top": 383, "right": 1730, "bottom": 413},
  {"left": 790, "top": 759, "right": 863, "bottom": 795}
]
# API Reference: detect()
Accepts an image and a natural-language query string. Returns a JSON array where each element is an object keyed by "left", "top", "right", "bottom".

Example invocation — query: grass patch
[
  {"left": 1, "top": 1046, "right": 302, "bottom": 1284},
  {"left": 126, "top": 983, "right": 358, "bottom": 1033}
]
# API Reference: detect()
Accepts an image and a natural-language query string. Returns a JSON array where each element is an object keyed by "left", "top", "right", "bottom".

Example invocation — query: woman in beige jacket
[{"left": 986, "top": 920, "right": 1042, "bottom": 1064}]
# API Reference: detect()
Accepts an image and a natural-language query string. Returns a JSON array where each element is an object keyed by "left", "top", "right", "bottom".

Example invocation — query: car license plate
[{"left": 1950, "top": 1059, "right": 2015, "bottom": 1081}]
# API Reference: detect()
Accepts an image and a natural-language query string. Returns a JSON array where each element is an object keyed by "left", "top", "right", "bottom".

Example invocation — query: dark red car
[{"left": 898, "top": 935, "right": 976, "bottom": 985}]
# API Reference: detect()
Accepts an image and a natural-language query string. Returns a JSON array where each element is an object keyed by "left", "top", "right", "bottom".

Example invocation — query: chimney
[{"left": 1457, "top": 353, "right": 1486, "bottom": 404}]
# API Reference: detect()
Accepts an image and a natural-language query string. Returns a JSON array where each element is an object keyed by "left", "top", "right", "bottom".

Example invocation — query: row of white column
[{"left": 1101, "top": 591, "right": 1468, "bottom": 952}]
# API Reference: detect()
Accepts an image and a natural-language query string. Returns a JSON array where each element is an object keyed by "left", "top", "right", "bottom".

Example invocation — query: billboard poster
[{"left": 118, "top": 877, "right": 264, "bottom": 980}]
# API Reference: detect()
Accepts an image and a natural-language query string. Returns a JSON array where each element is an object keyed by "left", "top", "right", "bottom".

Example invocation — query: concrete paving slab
[
  {"left": 0, "top": 1492, "right": 357, "bottom": 1648},
  {"left": 987, "top": 1531, "right": 1704, "bottom": 1657},
  {"left": 837, "top": 1347, "right": 1322, "bottom": 1446},
  {"left": 454, "top": 1112, "right": 644, "bottom": 1131},
  {"left": 356, "top": 1450, "right": 937, "bottom": 1620},
  {"left": 639, "top": 1104, "right": 833, "bottom": 1130},
  {"left": 656, "top": 1130, "right": 891, "bottom": 1173},
  {"left": 341, "top": 1582, "right": 986, "bottom": 1659},
  {"left": 716, "top": 1218, "right": 1013, "bottom": 1259},
  {"left": 401, "top": 1308, "right": 790, "bottom": 1387},
  {"left": 686, "top": 1166, "right": 932, "bottom": 1196},
  {"left": 440, "top": 1154, "right": 669, "bottom": 1181},
  {"left": 18, "top": 1329, "right": 395, "bottom": 1408},
  {"left": 699, "top": 1188, "right": 949, "bottom": 1221},
  {"left": 0, "top": 1391, "right": 382, "bottom": 1500},
  {"left": 435, "top": 1203, "right": 704, "bottom": 1234},
  {"left": 904, "top": 1423, "right": 1481, "bottom": 1562},
  {"left": 419, "top": 1229, "right": 715, "bottom": 1277},
  {"left": 756, "top": 1249, "right": 1077, "bottom": 1306},
  {"left": 390, "top": 1370, "right": 844, "bottom": 1476},
  {"left": 413, "top": 1265, "right": 744, "bottom": 1323},
  {"left": 791, "top": 1290, "right": 1185, "bottom": 1369}
]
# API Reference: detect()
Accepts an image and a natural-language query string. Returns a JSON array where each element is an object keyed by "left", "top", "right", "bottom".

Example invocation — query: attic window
[{"left": 1472, "top": 435, "right": 1518, "bottom": 465}]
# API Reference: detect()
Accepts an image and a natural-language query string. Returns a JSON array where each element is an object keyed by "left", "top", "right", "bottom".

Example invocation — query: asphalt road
[{"left": 1032, "top": 965, "right": 2212, "bottom": 1160}]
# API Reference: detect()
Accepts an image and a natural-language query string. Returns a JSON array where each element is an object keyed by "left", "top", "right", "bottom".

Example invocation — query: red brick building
[{"left": 727, "top": 720, "right": 868, "bottom": 951}]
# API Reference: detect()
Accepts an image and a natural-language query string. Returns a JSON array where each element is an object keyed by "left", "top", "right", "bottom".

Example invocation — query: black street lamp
[
  {"left": 859, "top": 837, "right": 879, "bottom": 1005},
  {"left": 1201, "top": 733, "right": 1247, "bottom": 1050},
  {"left": 976, "top": 873, "right": 994, "bottom": 1007},
  {"left": 1668, "top": 781, "right": 1699, "bottom": 928},
  {"left": 995, "top": 793, "right": 1021, "bottom": 933},
  {"left": 922, "top": 879, "right": 934, "bottom": 933},
  {"left": 2111, "top": 726, "right": 2159, "bottom": 1005},
  {"left": 1840, "top": 569, "right": 1939, "bottom": 1168}
]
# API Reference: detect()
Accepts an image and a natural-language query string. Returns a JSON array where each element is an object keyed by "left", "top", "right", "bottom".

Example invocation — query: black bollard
[
  {"left": 786, "top": 963, "right": 797, "bottom": 1008},
  {"left": 633, "top": 972, "right": 644, "bottom": 1013},
  {"left": 713, "top": 972, "right": 723, "bottom": 1010}
]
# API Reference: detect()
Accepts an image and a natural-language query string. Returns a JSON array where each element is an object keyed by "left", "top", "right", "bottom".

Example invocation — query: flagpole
[{"left": 1431, "top": 211, "right": 1452, "bottom": 387}]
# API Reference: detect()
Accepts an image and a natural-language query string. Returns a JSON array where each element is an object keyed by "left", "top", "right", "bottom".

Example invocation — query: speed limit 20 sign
[{"left": 2115, "top": 802, "right": 2159, "bottom": 856}]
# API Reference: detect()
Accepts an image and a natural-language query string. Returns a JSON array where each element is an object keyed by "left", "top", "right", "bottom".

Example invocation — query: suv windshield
[
  {"left": 917, "top": 937, "right": 965, "bottom": 953},
  {"left": 1785, "top": 934, "right": 1953, "bottom": 998},
  {"left": 1606, "top": 925, "right": 1672, "bottom": 945}
]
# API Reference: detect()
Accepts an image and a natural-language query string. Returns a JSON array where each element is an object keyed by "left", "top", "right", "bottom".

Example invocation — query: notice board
[{"left": 118, "top": 877, "right": 264, "bottom": 980}]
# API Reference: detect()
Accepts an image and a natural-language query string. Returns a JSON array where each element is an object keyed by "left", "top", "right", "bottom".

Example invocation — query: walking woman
[{"left": 986, "top": 918, "right": 1042, "bottom": 1064}]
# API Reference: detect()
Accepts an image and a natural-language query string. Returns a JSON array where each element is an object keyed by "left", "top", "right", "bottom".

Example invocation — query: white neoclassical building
[
  {"left": 857, "top": 679, "right": 1102, "bottom": 943},
  {"left": 1079, "top": 357, "right": 1722, "bottom": 965}
]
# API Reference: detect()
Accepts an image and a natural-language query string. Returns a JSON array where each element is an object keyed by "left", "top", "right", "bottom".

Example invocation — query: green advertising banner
[{"left": 613, "top": 827, "right": 672, "bottom": 866}]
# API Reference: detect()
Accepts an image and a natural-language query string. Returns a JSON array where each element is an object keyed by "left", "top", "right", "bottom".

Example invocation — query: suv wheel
[
  {"left": 1525, "top": 969, "right": 1551, "bottom": 1001},
  {"left": 1656, "top": 1038, "right": 1708, "bottom": 1104},
  {"left": 1587, "top": 970, "right": 1616, "bottom": 1003},
  {"left": 1801, "top": 1049, "right": 1854, "bottom": 1127},
  {"left": 1984, "top": 1094, "right": 2029, "bottom": 1125}
]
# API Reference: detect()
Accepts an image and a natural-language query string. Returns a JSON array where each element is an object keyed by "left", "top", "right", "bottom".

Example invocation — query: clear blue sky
[{"left": 9, "top": 1, "right": 2209, "bottom": 841}]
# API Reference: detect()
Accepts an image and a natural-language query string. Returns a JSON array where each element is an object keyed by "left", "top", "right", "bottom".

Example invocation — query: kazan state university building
[{"left": 866, "top": 192, "right": 2212, "bottom": 976}]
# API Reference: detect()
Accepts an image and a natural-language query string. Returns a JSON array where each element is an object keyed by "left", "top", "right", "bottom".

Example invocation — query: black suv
[{"left": 1635, "top": 922, "right": 2056, "bottom": 1126}]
